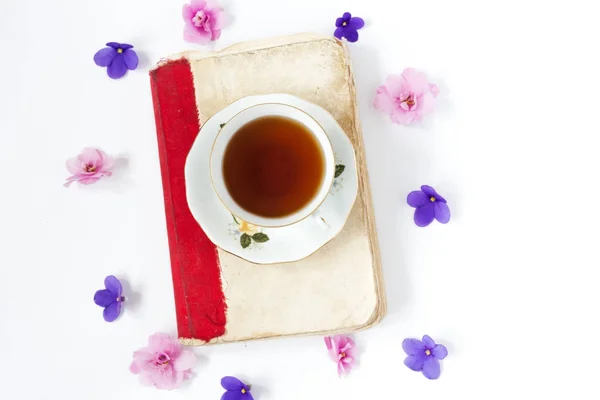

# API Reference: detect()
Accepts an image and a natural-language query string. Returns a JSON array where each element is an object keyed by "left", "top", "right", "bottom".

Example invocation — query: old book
[{"left": 149, "top": 33, "right": 386, "bottom": 345}]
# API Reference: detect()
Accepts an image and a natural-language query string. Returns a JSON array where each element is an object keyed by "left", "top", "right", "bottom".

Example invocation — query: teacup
[{"left": 210, "top": 103, "right": 335, "bottom": 228}]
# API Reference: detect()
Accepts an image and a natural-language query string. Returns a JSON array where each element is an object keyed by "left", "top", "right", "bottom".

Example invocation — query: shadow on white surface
[
  {"left": 136, "top": 51, "right": 153, "bottom": 70},
  {"left": 120, "top": 277, "right": 143, "bottom": 316},
  {"left": 247, "top": 382, "right": 268, "bottom": 399}
]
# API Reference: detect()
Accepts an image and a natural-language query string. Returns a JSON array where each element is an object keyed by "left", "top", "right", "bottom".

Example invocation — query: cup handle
[{"left": 312, "top": 211, "right": 331, "bottom": 230}]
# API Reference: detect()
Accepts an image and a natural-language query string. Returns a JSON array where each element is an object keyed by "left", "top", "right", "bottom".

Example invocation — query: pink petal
[
  {"left": 190, "top": 0, "right": 207, "bottom": 9},
  {"left": 324, "top": 336, "right": 333, "bottom": 351},
  {"left": 77, "top": 176, "right": 101, "bottom": 185},
  {"left": 132, "top": 348, "right": 154, "bottom": 361},
  {"left": 152, "top": 367, "right": 181, "bottom": 390},
  {"left": 148, "top": 333, "right": 182, "bottom": 355},
  {"left": 338, "top": 336, "right": 354, "bottom": 353},
  {"left": 337, "top": 362, "right": 345, "bottom": 376},
  {"left": 327, "top": 349, "right": 340, "bottom": 363},
  {"left": 66, "top": 157, "right": 83, "bottom": 174},
  {"left": 78, "top": 176, "right": 100, "bottom": 185},
  {"left": 96, "top": 149, "right": 113, "bottom": 170},
  {"left": 390, "top": 109, "right": 416, "bottom": 125},
  {"left": 344, "top": 347, "right": 357, "bottom": 359},
  {"left": 416, "top": 92, "right": 435, "bottom": 117},
  {"left": 79, "top": 148, "right": 103, "bottom": 165},
  {"left": 183, "top": 23, "right": 212, "bottom": 44},
  {"left": 210, "top": 28, "right": 222, "bottom": 41},
  {"left": 330, "top": 335, "right": 342, "bottom": 353},
  {"left": 341, "top": 356, "right": 354, "bottom": 365},
  {"left": 138, "top": 372, "right": 155, "bottom": 387},
  {"left": 338, "top": 360, "right": 353, "bottom": 376},
  {"left": 334, "top": 335, "right": 345, "bottom": 348},
  {"left": 131, "top": 349, "right": 156, "bottom": 373},
  {"left": 182, "top": 4, "right": 195, "bottom": 20},
  {"left": 129, "top": 361, "right": 142, "bottom": 374},
  {"left": 374, "top": 86, "right": 395, "bottom": 114},
  {"left": 99, "top": 154, "right": 115, "bottom": 172},
  {"left": 399, "top": 99, "right": 412, "bottom": 111},
  {"left": 207, "top": 8, "right": 225, "bottom": 30},
  {"left": 148, "top": 333, "right": 174, "bottom": 350},
  {"left": 173, "top": 370, "right": 186, "bottom": 387},
  {"left": 384, "top": 74, "right": 408, "bottom": 97},
  {"left": 173, "top": 350, "right": 196, "bottom": 372},
  {"left": 64, "top": 174, "right": 80, "bottom": 185},
  {"left": 402, "top": 68, "right": 431, "bottom": 95}
]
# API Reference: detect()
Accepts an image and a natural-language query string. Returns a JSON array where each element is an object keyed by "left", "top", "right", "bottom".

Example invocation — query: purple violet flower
[
  {"left": 407, "top": 185, "right": 451, "bottom": 227},
  {"left": 93, "top": 275, "right": 125, "bottom": 322},
  {"left": 93, "top": 42, "right": 139, "bottom": 79},
  {"left": 221, "top": 376, "right": 253, "bottom": 400},
  {"left": 403, "top": 335, "right": 448, "bottom": 379},
  {"left": 334, "top": 12, "right": 365, "bottom": 43}
]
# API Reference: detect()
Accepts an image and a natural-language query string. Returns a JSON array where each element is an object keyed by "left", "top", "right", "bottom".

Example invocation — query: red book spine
[{"left": 150, "top": 59, "right": 226, "bottom": 341}]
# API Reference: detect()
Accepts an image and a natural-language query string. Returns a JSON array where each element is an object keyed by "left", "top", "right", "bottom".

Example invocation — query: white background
[{"left": 1, "top": 0, "right": 599, "bottom": 399}]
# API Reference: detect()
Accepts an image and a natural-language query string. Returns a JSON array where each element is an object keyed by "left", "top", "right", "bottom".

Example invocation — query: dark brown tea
[{"left": 222, "top": 116, "right": 325, "bottom": 218}]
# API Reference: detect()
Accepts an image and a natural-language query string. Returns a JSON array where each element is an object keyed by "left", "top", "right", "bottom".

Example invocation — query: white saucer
[{"left": 185, "top": 94, "right": 358, "bottom": 264}]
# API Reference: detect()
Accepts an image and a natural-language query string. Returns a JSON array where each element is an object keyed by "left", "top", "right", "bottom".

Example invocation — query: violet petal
[
  {"left": 404, "top": 355, "right": 426, "bottom": 371},
  {"left": 421, "top": 185, "right": 438, "bottom": 198},
  {"left": 434, "top": 202, "right": 451, "bottom": 224},
  {"left": 342, "top": 12, "right": 351, "bottom": 20},
  {"left": 414, "top": 203, "right": 435, "bottom": 227},
  {"left": 105, "top": 42, "right": 121, "bottom": 49},
  {"left": 107, "top": 55, "right": 127, "bottom": 79},
  {"left": 435, "top": 193, "right": 447, "bottom": 203},
  {"left": 221, "top": 376, "right": 245, "bottom": 391},
  {"left": 94, "top": 289, "right": 114, "bottom": 307},
  {"left": 103, "top": 301, "right": 121, "bottom": 322},
  {"left": 422, "top": 357, "right": 441, "bottom": 379},
  {"left": 104, "top": 275, "right": 122, "bottom": 297},
  {"left": 221, "top": 392, "right": 243, "bottom": 400},
  {"left": 334, "top": 27, "right": 344, "bottom": 40},
  {"left": 347, "top": 17, "right": 365, "bottom": 30},
  {"left": 422, "top": 335, "right": 436, "bottom": 349},
  {"left": 120, "top": 43, "right": 133, "bottom": 50},
  {"left": 93, "top": 47, "right": 117, "bottom": 67},
  {"left": 345, "top": 29, "right": 359, "bottom": 43},
  {"left": 432, "top": 344, "right": 448, "bottom": 360},
  {"left": 123, "top": 49, "right": 139, "bottom": 70},
  {"left": 407, "top": 190, "right": 429, "bottom": 208},
  {"left": 335, "top": 17, "right": 345, "bottom": 27},
  {"left": 402, "top": 338, "right": 426, "bottom": 356}
]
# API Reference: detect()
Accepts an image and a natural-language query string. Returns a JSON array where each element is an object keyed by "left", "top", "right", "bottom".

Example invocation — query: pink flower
[
  {"left": 182, "top": 0, "right": 225, "bottom": 45},
  {"left": 64, "top": 147, "right": 114, "bottom": 187},
  {"left": 324, "top": 335, "right": 356, "bottom": 377},
  {"left": 130, "top": 333, "right": 196, "bottom": 390},
  {"left": 374, "top": 68, "right": 439, "bottom": 125}
]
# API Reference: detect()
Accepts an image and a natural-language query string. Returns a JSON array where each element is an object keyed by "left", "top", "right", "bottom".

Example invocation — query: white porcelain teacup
[{"left": 210, "top": 103, "right": 335, "bottom": 228}]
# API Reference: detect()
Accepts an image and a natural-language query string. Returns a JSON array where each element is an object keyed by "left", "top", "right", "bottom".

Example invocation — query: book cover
[{"left": 150, "top": 33, "right": 385, "bottom": 345}]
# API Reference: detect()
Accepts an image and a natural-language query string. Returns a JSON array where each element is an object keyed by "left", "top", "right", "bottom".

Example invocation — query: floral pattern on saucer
[
  {"left": 330, "top": 160, "right": 346, "bottom": 195},
  {"left": 229, "top": 215, "right": 270, "bottom": 249}
]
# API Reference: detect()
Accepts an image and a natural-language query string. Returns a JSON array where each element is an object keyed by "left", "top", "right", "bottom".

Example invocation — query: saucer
[{"left": 185, "top": 94, "right": 358, "bottom": 264}]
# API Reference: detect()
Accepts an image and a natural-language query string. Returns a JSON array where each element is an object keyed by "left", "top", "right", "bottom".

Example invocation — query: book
[{"left": 150, "top": 33, "right": 386, "bottom": 345}]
